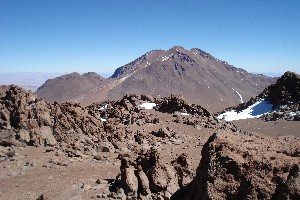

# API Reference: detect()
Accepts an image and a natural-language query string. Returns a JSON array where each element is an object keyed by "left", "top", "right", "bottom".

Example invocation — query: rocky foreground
[
  {"left": 0, "top": 85, "right": 236, "bottom": 153},
  {"left": 0, "top": 85, "right": 299, "bottom": 199},
  {"left": 106, "top": 131, "right": 299, "bottom": 200},
  {"left": 172, "top": 131, "right": 300, "bottom": 200}
]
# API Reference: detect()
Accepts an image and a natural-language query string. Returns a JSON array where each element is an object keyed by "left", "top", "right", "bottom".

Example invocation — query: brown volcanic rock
[
  {"left": 111, "top": 149, "right": 193, "bottom": 199},
  {"left": 156, "top": 95, "right": 211, "bottom": 117},
  {"left": 0, "top": 85, "right": 55, "bottom": 146},
  {"left": 172, "top": 131, "right": 300, "bottom": 200},
  {"left": 0, "top": 85, "right": 105, "bottom": 150},
  {"left": 50, "top": 101, "right": 104, "bottom": 146},
  {"left": 264, "top": 71, "right": 300, "bottom": 106},
  {"left": 156, "top": 95, "right": 238, "bottom": 131},
  {"left": 261, "top": 72, "right": 300, "bottom": 121}
]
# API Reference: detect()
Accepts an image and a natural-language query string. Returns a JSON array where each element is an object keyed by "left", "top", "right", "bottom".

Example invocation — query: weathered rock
[
  {"left": 97, "top": 142, "right": 115, "bottom": 153},
  {"left": 0, "top": 85, "right": 106, "bottom": 150},
  {"left": 137, "top": 165, "right": 150, "bottom": 195},
  {"left": 39, "top": 126, "right": 57, "bottom": 146},
  {"left": 0, "top": 146, "right": 15, "bottom": 161},
  {"left": 288, "top": 165, "right": 300, "bottom": 198},
  {"left": 171, "top": 131, "right": 300, "bottom": 200},
  {"left": 280, "top": 164, "right": 300, "bottom": 199},
  {"left": 171, "top": 153, "right": 194, "bottom": 187},
  {"left": 151, "top": 127, "right": 171, "bottom": 138},
  {"left": 123, "top": 166, "right": 138, "bottom": 196},
  {"left": 113, "top": 149, "right": 185, "bottom": 199},
  {"left": 18, "top": 129, "right": 30, "bottom": 143}
]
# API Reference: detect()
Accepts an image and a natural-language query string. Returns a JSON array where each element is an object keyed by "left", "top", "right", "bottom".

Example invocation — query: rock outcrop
[
  {"left": 110, "top": 149, "right": 194, "bottom": 199},
  {"left": 0, "top": 85, "right": 56, "bottom": 146},
  {"left": 172, "top": 131, "right": 300, "bottom": 200},
  {"left": 1, "top": 86, "right": 243, "bottom": 160},
  {"left": 0, "top": 85, "right": 105, "bottom": 152},
  {"left": 264, "top": 71, "right": 300, "bottom": 107},
  {"left": 156, "top": 95, "right": 239, "bottom": 131},
  {"left": 262, "top": 72, "right": 300, "bottom": 121}
]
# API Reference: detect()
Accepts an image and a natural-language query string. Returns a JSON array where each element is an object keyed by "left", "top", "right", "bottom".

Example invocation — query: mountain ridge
[
  {"left": 35, "top": 46, "right": 276, "bottom": 112},
  {"left": 35, "top": 72, "right": 107, "bottom": 103}
]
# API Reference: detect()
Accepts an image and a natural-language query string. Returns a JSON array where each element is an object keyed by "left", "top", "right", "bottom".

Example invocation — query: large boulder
[{"left": 172, "top": 131, "right": 300, "bottom": 200}]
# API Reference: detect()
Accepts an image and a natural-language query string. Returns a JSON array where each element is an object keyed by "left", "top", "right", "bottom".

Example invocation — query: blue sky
[{"left": 1, "top": 0, "right": 299, "bottom": 75}]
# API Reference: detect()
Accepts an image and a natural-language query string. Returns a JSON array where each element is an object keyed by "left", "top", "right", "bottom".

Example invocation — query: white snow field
[
  {"left": 217, "top": 99, "right": 274, "bottom": 121},
  {"left": 139, "top": 102, "right": 156, "bottom": 109}
]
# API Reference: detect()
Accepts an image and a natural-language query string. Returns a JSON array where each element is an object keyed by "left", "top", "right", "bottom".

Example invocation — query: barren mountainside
[
  {"left": 35, "top": 46, "right": 276, "bottom": 112},
  {"left": 35, "top": 72, "right": 106, "bottom": 103}
]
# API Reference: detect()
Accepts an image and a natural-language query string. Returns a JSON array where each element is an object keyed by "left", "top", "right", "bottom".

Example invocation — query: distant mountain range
[
  {"left": 0, "top": 72, "right": 112, "bottom": 92},
  {"left": 35, "top": 72, "right": 107, "bottom": 103},
  {"left": 34, "top": 46, "right": 276, "bottom": 112},
  {"left": 0, "top": 72, "right": 63, "bottom": 91}
]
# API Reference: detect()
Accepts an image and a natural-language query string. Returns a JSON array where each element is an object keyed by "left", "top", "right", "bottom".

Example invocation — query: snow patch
[
  {"left": 139, "top": 102, "right": 156, "bottom": 109},
  {"left": 99, "top": 104, "right": 108, "bottom": 110},
  {"left": 232, "top": 88, "right": 243, "bottom": 103},
  {"left": 120, "top": 74, "right": 130, "bottom": 82},
  {"left": 289, "top": 111, "right": 300, "bottom": 116},
  {"left": 180, "top": 113, "right": 190, "bottom": 116},
  {"left": 162, "top": 54, "right": 173, "bottom": 61},
  {"left": 98, "top": 104, "right": 113, "bottom": 110},
  {"left": 144, "top": 62, "right": 150, "bottom": 68},
  {"left": 217, "top": 99, "right": 274, "bottom": 121}
]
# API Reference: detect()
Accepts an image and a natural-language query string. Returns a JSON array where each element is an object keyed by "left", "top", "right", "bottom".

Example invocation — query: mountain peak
[
  {"left": 169, "top": 46, "right": 186, "bottom": 52},
  {"left": 36, "top": 47, "right": 276, "bottom": 112},
  {"left": 104, "top": 47, "right": 276, "bottom": 111}
]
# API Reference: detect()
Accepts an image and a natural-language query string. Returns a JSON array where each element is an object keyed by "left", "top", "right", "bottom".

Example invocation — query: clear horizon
[{"left": 1, "top": 0, "right": 300, "bottom": 74}]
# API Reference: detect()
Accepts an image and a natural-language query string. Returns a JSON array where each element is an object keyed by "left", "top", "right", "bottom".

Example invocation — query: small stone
[
  {"left": 11, "top": 172, "right": 18, "bottom": 176},
  {"left": 96, "top": 179, "right": 108, "bottom": 184}
]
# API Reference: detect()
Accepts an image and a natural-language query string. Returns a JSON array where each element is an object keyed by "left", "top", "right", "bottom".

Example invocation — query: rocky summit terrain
[
  {"left": 1, "top": 81, "right": 299, "bottom": 200},
  {"left": 35, "top": 46, "right": 276, "bottom": 112}
]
